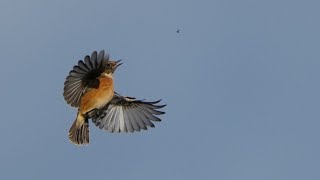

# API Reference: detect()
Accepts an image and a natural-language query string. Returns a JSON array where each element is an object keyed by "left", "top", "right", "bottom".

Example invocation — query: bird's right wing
[
  {"left": 63, "top": 50, "right": 110, "bottom": 108},
  {"left": 91, "top": 93, "right": 166, "bottom": 133}
]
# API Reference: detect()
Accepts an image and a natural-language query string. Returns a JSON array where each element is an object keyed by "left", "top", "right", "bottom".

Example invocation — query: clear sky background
[{"left": 0, "top": 0, "right": 319, "bottom": 179}]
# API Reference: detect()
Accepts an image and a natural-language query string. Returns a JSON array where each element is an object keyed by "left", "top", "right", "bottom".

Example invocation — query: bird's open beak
[
  {"left": 116, "top": 59, "right": 122, "bottom": 67},
  {"left": 113, "top": 59, "right": 123, "bottom": 72}
]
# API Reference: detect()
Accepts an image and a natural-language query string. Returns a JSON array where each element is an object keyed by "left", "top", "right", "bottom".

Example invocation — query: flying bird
[
  {"left": 63, "top": 50, "right": 166, "bottom": 146},
  {"left": 176, "top": 29, "right": 180, "bottom": 33}
]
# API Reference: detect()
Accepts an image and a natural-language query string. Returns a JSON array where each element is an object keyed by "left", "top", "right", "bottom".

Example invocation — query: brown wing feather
[{"left": 63, "top": 50, "right": 109, "bottom": 107}]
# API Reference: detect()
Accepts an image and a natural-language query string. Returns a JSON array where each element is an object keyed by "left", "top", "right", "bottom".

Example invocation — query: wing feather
[
  {"left": 131, "top": 107, "right": 147, "bottom": 130},
  {"left": 63, "top": 50, "right": 110, "bottom": 107},
  {"left": 136, "top": 107, "right": 155, "bottom": 128},
  {"left": 90, "top": 51, "right": 98, "bottom": 69},
  {"left": 113, "top": 106, "right": 121, "bottom": 133},
  {"left": 91, "top": 93, "right": 165, "bottom": 133},
  {"left": 118, "top": 106, "right": 127, "bottom": 132},
  {"left": 123, "top": 107, "right": 134, "bottom": 132},
  {"left": 84, "top": 55, "right": 92, "bottom": 70},
  {"left": 126, "top": 109, "right": 140, "bottom": 132}
]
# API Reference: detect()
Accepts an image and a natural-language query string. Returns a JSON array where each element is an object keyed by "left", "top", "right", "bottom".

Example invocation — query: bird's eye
[{"left": 106, "top": 64, "right": 111, "bottom": 68}]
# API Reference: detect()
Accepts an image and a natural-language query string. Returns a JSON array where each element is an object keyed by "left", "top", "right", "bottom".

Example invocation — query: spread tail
[{"left": 69, "top": 113, "right": 89, "bottom": 145}]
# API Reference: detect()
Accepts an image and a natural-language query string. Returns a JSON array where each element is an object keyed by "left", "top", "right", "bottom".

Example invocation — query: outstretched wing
[
  {"left": 91, "top": 93, "right": 166, "bottom": 133},
  {"left": 63, "top": 50, "right": 110, "bottom": 107}
]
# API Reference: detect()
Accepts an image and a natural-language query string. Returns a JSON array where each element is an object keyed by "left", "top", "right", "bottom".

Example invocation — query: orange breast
[{"left": 79, "top": 77, "right": 114, "bottom": 114}]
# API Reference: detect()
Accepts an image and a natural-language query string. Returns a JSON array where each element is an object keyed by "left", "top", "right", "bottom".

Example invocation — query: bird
[
  {"left": 176, "top": 29, "right": 180, "bottom": 33},
  {"left": 63, "top": 50, "right": 166, "bottom": 146}
]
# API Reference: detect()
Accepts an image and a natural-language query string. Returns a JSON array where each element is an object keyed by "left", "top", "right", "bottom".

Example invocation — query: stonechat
[{"left": 63, "top": 50, "right": 165, "bottom": 146}]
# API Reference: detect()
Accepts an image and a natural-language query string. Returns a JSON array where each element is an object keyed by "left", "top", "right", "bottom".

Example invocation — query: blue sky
[{"left": 0, "top": 0, "right": 320, "bottom": 179}]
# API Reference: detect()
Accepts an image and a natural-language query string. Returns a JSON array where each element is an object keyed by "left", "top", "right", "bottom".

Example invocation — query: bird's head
[{"left": 103, "top": 60, "right": 122, "bottom": 75}]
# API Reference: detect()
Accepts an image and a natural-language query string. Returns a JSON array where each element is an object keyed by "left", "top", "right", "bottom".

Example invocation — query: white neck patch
[{"left": 102, "top": 72, "right": 113, "bottom": 78}]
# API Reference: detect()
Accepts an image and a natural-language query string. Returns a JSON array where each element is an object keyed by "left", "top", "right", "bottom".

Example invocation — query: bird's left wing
[
  {"left": 91, "top": 93, "right": 166, "bottom": 133},
  {"left": 63, "top": 50, "right": 110, "bottom": 108}
]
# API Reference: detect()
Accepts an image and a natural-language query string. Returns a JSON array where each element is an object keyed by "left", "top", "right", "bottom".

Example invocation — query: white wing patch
[{"left": 119, "top": 106, "right": 126, "bottom": 132}]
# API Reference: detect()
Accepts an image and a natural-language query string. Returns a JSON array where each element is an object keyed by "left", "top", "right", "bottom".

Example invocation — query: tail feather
[{"left": 69, "top": 113, "right": 89, "bottom": 145}]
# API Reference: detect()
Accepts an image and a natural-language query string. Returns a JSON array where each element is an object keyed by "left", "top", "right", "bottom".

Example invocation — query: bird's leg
[{"left": 86, "top": 109, "right": 100, "bottom": 119}]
